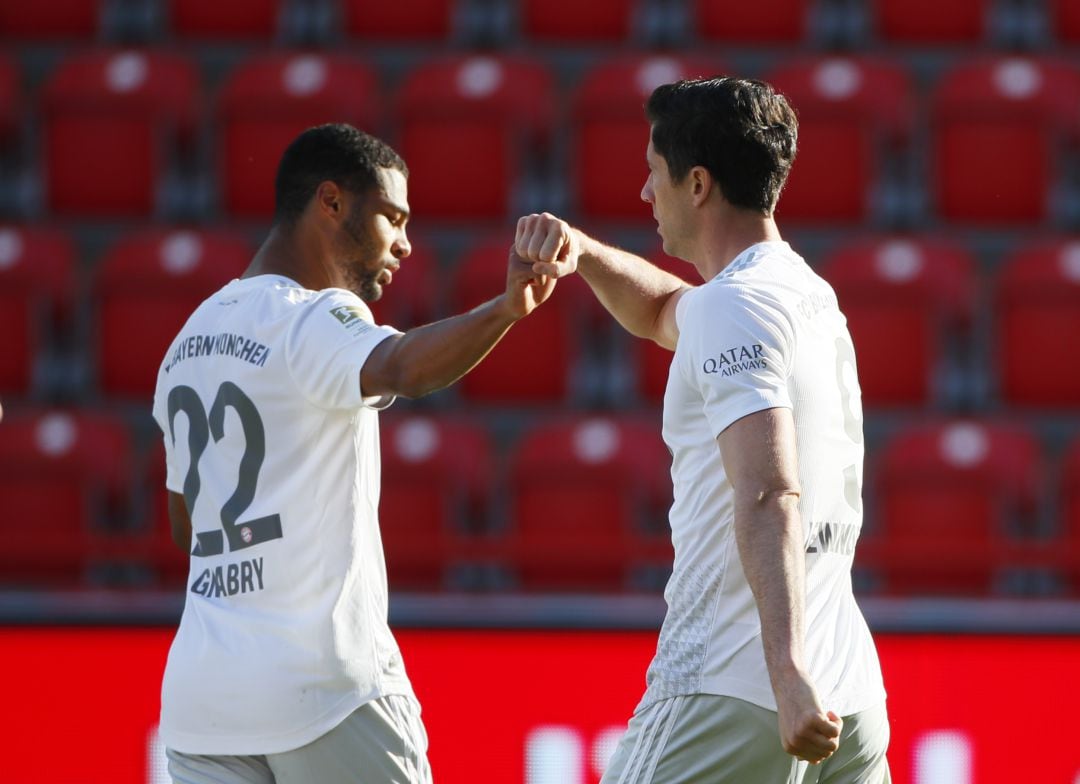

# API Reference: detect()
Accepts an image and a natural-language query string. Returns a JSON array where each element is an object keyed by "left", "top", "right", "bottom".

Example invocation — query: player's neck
[
  {"left": 245, "top": 224, "right": 335, "bottom": 291},
  {"left": 697, "top": 210, "right": 782, "bottom": 279}
]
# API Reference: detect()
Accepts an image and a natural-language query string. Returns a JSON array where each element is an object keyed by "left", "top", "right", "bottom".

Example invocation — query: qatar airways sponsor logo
[{"left": 702, "top": 344, "right": 766, "bottom": 377}]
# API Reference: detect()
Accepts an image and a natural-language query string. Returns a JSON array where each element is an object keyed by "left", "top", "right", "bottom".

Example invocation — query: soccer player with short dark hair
[{"left": 516, "top": 76, "right": 890, "bottom": 783}]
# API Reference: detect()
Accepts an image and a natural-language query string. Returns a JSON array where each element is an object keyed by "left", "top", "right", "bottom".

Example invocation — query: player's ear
[
  {"left": 315, "top": 180, "right": 344, "bottom": 220},
  {"left": 689, "top": 166, "right": 713, "bottom": 207}
]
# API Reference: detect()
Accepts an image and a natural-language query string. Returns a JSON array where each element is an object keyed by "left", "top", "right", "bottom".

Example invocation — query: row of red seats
[
  {"left": 4, "top": 0, "right": 1077, "bottom": 44},
  {"left": 4, "top": 224, "right": 1080, "bottom": 408},
  {"left": 4, "top": 50, "right": 1080, "bottom": 223},
  {"left": 0, "top": 409, "right": 673, "bottom": 592},
  {"left": 0, "top": 409, "right": 1078, "bottom": 596}
]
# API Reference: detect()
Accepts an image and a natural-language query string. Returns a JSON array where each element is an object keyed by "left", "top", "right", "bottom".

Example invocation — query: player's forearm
[
  {"left": 364, "top": 296, "right": 519, "bottom": 398},
  {"left": 575, "top": 232, "right": 687, "bottom": 343},
  {"left": 734, "top": 489, "right": 808, "bottom": 690}
]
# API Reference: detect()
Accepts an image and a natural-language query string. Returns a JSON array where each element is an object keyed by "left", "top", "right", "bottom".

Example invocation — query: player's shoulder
[{"left": 296, "top": 287, "right": 375, "bottom": 332}]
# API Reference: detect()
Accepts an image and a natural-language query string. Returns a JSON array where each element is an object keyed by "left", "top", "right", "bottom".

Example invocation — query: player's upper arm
[
  {"left": 652, "top": 286, "right": 691, "bottom": 350},
  {"left": 717, "top": 407, "right": 801, "bottom": 504},
  {"left": 167, "top": 491, "right": 192, "bottom": 553},
  {"left": 359, "top": 333, "right": 407, "bottom": 399}
]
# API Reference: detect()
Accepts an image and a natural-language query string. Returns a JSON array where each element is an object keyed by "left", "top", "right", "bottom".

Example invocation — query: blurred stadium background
[{"left": 1, "top": 0, "right": 1079, "bottom": 782}]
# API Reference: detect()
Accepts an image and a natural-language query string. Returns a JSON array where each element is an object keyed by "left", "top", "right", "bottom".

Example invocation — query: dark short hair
[
  {"left": 273, "top": 124, "right": 408, "bottom": 225},
  {"left": 645, "top": 77, "right": 798, "bottom": 214}
]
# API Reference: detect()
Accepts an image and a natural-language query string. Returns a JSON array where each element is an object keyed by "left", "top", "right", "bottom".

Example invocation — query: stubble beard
[{"left": 339, "top": 210, "right": 384, "bottom": 303}]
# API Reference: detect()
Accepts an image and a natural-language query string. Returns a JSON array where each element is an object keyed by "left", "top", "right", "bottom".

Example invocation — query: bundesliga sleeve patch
[{"left": 329, "top": 304, "right": 373, "bottom": 336}]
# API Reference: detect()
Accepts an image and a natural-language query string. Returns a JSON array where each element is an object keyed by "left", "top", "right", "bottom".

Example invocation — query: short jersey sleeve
[
  {"left": 677, "top": 282, "right": 795, "bottom": 438},
  {"left": 284, "top": 289, "right": 402, "bottom": 411}
]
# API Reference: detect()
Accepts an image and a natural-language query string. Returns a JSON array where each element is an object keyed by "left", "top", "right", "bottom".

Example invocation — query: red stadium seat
[
  {"left": 1057, "top": 437, "right": 1080, "bottom": 594},
  {"left": 872, "top": 0, "right": 988, "bottom": 42},
  {"left": 0, "top": 410, "right": 132, "bottom": 588},
  {"left": 521, "top": 0, "right": 634, "bottom": 41},
  {"left": 694, "top": 0, "right": 809, "bottom": 43},
  {"left": 94, "top": 227, "right": 252, "bottom": 398},
  {"left": 448, "top": 236, "right": 589, "bottom": 405},
  {"left": 857, "top": 421, "right": 1042, "bottom": 596},
  {"left": 995, "top": 238, "right": 1080, "bottom": 407},
  {"left": 0, "top": 225, "right": 75, "bottom": 396},
  {"left": 0, "top": 55, "right": 19, "bottom": 144},
  {"left": 366, "top": 235, "right": 437, "bottom": 331},
  {"left": 217, "top": 53, "right": 381, "bottom": 218},
  {"left": 765, "top": 56, "right": 914, "bottom": 223},
  {"left": 380, "top": 415, "right": 494, "bottom": 590},
  {"left": 397, "top": 55, "right": 554, "bottom": 220},
  {"left": 819, "top": 236, "right": 975, "bottom": 408},
  {"left": 1052, "top": 0, "right": 1080, "bottom": 42},
  {"left": 931, "top": 57, "right": 1080, "bottom": 224},
  {"left": 42, "top": 50, "right": 199, "bottom": 217},
  {"left": 498, "top": 415, "right": 672, "bottom": 592},
  {"left": 168, "top": 0, "right": 280, "bottom": 38},
  {"left": 0, "top": 0, "right": 100, "bottom": 39},
  {"left": 342, "top": 0, "right": 453, "bottom": 40},
  {"left": 571, "top": 55, "right": 727, "bottom": 222}
]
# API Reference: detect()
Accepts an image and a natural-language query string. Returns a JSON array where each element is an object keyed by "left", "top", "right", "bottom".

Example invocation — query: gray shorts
[
  {"left": 601, "top": 694, "right": 890, "bottom": 784},
  {"left": 166, "top": 695, "right": 431, "bottom": 784}
]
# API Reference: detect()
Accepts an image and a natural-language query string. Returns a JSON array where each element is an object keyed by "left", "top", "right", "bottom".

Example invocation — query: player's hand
[
  {"left": 515, "top": 212, "right": 580, "bottom": 280},
  {"left": 502, "top": 247, "right": 556, "bottom": 319},
  {"left": 774, "top": 669, "right": 843, "bottom": 764}
]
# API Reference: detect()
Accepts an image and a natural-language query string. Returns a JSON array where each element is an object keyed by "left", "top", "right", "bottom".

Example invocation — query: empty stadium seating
[
  {"left": 857, "top": 420, "right": 1042, "bottom": 596},
  {"left": 765, "top": 56, "right": 914, "bottom": 223},
  {"left": 871, "top": 0, "right": 989, "bottom": 43},
  {"left": 0, "top": 225, "right": 75, "bottom": 396},
  {"left": 520, "top": 0, "right": 635, "bottom": 41},
  {"left": 396, "top": 54, "right": 554, "bottom": 220},
  {"left": 931, "top": 56, "right": 1080, "bottom": 224},
  {"left": 4, "top": 0, "right": 1080, "bottom": 602},
  {"left": 819, "top": 236, "right": 975, "bottom": 407},
  {"left": 42, "top": 50, "right": 199, "bottom": 217},
  {"left": 0, "top": 55, "right": 18, "bottom": 145},
  {"left": 497, "top": 415, "right": 673, "bottom": 591},
  {"left": 217, "top": 52, "right": 381, "bottom": 218},
  {"left": 379, "top": 415, "right": 494, "bottom": 589},
  {"left": 693, "top": 0, "right": 810, "bottom": 43},
  {"left": 1057, "top": 436, "right": 1080, "bottom": 594},
  {"left": 168, "top": 0, "right": 281, "bottom": 38},
  {"left": 0, "top": 410, "right": 133, "bottom": 588},
  {"left": 0, "top": 0, "right": 100, "bottom": 39},
  {"left": 1053, "top": 0, "right": 1080, "bottom": 42},
  {"left": 93, "top": 227, "right": 252, "bottom": 398},
  {"left": 995, "top": 238, "right": 1080, "bottom": 407},
  {"left": 342, "top": 0, "right": 454, "bottom": 40}
]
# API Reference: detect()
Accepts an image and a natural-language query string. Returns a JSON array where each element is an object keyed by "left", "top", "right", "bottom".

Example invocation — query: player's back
[{"left": 151, "top": 274, "right": 412, "bottom": 756}]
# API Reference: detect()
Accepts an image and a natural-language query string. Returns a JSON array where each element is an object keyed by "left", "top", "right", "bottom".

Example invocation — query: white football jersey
[
  {"left": 151, "top": 275, "right": 412, "bottom": 755},
  {"left": 640, "top": 241, "right": 886, "bottom": 717}
]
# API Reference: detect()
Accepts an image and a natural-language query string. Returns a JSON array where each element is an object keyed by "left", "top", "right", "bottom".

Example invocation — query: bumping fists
[
  {"left": 515, "top": 212, "right": 580, "bottom": 280},
  {"left": 500, "top": 212, "right": 582, "bottom": 320}
]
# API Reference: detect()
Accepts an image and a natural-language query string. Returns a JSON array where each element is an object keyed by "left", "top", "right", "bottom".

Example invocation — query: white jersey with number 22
[{"left": 151, "top": 274, "right": 411, "bottom": 756}]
